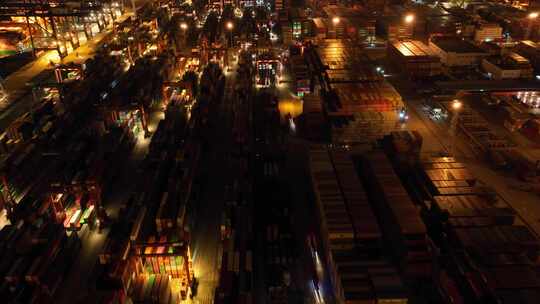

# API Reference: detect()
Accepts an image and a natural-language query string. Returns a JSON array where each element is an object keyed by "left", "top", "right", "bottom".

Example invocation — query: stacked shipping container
[
  {"left": 0, "top": 223, "right": 81, "bottom": 301},
  {"left": 308, "top": 39, "right": 404, "bottom": 144},
  {"left": 360, "top": 152, "right": 432, "bottom": 279},
  {"left": 414, "top": 156, "right": 540, "bottom": 303},
  {"left": 309, "top": 148, "right": 408, "bottom": 303},
  {"left": 215, "top": 175, "right": 254, "bottom": 304}
]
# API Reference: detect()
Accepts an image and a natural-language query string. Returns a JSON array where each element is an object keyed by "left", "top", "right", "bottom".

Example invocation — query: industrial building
[
  {"left": 474, "top": 23, "right": 503, "bottom": 43},
  {"left": 429, "top": 37, "right": 488, "bottom": 67},
  {"left": 388, "top": 40, "right": 442, "bottom": 78},
  {"left": 482, "top": 52, "right": 534, "bottom": 80},
  {"left": 515, "top": 40, "right": 540, "bottom": 72},
  {"left": 376, "top": 16, "right": 414, "bottom": 41}
]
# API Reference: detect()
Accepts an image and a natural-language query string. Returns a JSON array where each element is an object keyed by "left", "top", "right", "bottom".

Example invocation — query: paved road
[{"left": 189, "top": 65, "right": 237, "bottom": 304}]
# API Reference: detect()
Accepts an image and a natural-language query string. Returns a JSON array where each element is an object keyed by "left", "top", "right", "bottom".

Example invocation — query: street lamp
[
  {"left": 452, "top": 99, "right": 462, "bottom": 111},
  {"left": 332, "top": 16, "right": 340, "bottom": 25},
  {"left": 404, "top": 14, "right": 415, "bottom": 39},
  {"left": 450, "top": 99, "right": 462, "bottom": 157},
  {"left": 526, "top": 12, "right": 538, "bottom": 40},
  {"left": 180, "top": 22, "right": 188, "bottom": 31},
  {"left": 226, "top": 21, "right": 234, "bottom": 48},
  {"left": 404, "top": 14, "right": 415, "bottom": 24}
]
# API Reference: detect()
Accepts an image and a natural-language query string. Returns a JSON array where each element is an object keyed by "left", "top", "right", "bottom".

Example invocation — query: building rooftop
[
  {"left": 431, "top": 37, "right": 486, "bottom": 54},
  {"left": 507, "top": 52, "right": 530, "bottom": 64},
  {"left": 313, "top": 17, "right": 326, "bottom": 29},
  {"left": 392, "top": 40, "right": 436, "bottom": 57},
  {"left": 322, "top": 5, "right": 367, "bottom": 18},
  {"left": 520, "top": 40, "right": 539, "bottom": 49}
]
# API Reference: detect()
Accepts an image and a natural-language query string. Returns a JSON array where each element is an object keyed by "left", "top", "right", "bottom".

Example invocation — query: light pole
[
  {"left": 131, "top": 0, "right": 136, "bottom": 17},
  {"left": 404, "top": 13, "right": 415, "bottom": 39},
  {"left": 226, "top": 21, "right": 234, "bottom": 48},
  {"left": 332, "top": 16, "right": 340, "bottom": 38},
  {"left": 526, "top": 12, "right": 538, "bottom": 40},
  {"left": 450, "top": 99, "right": 462, "bottom": 157},
  {"left": 180, "top": 22, "right": 188, "bottom": 45}
]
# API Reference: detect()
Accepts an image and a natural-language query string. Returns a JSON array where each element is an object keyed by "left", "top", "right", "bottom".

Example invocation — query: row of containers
[
  {"left": 216, "top": 173, "right": 254, "bottom": 303},
  {"left": 382, "top": 130, "right": 540, "bottom": 303},
  {"left": 0, "top": 222, "right": 81, "bottom": 303},
  {"left": 308, "top": 146, "right": 432, "bottom": 304},
  {"left": 97, "top": 104, "right": 198, "bottom": 303},
  {"left": 262, "top": 192, "right": 300, "bottom": 304}
]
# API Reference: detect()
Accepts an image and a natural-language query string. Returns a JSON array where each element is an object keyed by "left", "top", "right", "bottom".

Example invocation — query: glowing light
[
  {"left": 452, "top": 99, "right": 462, "bottom": 111},
  {"left": 404, "top": 14, "right": 415, "bottom": 24},
  {"left": 332, "top": 16, "right": 340, "bottom": 25},
  {"left": 226, "top": 21, "right": 234, "bottom": 30},
  {"left": 529, "top": 12, "right": 539, "bottom": 19}
]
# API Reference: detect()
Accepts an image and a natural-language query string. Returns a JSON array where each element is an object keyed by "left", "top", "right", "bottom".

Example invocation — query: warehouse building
[
  {"left": 474, "top": 23, "right": 503, "bottom": 43},
  {"left": 388, "top": 40, "right": 442, "bottom": 78},
  {"left": 515, "top": 40, "right": 540, "bottom": 72},
  {"left": 429, "top": 37, "right": 488, "bottom": 67},
  {"left": 481, "top": 52, "right": 533, "bottom": 80},
  {"left": 376, "top": 16, "right": 414, "bottom": 41}
]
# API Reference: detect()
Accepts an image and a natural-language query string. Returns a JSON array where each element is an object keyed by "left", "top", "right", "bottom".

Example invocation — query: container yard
[{"left": 4, "top": 0, "right": 540, "bottom": 303}]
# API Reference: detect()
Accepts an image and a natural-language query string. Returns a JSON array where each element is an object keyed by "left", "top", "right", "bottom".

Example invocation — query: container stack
[
  {"left": 264, "top": 209, "right": 296, "bottom": 288},
  {"left": 309, "top": 148, "right": 408, "bottom": 303},
  {"left": 328, "top": 149, "right": 381, "bottom": 256},
  {"left": 332, "top": 83, "right": 402, "bottom": 113},
  {"left": 419, "top": 157, "right": 479, "bottom": 197},
  {"left": 97, "top": 194, "right": 145, "bottom": 297},
  {"left": 0, "top": 142, "right": 57, "bottom": 218},
  {"left": 382, "top": 131, "right": 424, "bottom": 166},
  {"left": 301, "top": 93, "right": 326, "bottom": 141},
  {"left": 332, "top": 111, "right": 400, "bottom": 143},
  {"left": 0, "top": 52, "right": 128, "bottom": 219},
  {"left": 305, "top": 39, "right": 405, "bottom": 144},
  {"left": 130, "top": 274, "right": 174, "bottom": 304},
  {"left": 360, "top": 152, "right": 432, "bottom": 280},
  {"left": 130, "top": 105, "right": 196, "bottom": 301},
  {"left": 0, "top": 223, "right": 81, "bottom": 302},
  {"left": 95, "top": 104, "right": 197, "bottom": 303},
  {"left": 413, "top": 156, "right": 540, "bottom": 303},
  {"left": 215, "top": 177, "right": 254, "bottom": 304},
  {"left": 315, "top": 40, "right": 382, "bottom": 84},
  {"left": 439, "top": 100, "right": 516, "bottom": 155}
]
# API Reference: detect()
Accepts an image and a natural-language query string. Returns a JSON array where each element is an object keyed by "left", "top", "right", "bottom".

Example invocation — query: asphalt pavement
[{"left": 188, "top": 64, "right": 237, "bottom": 304}]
